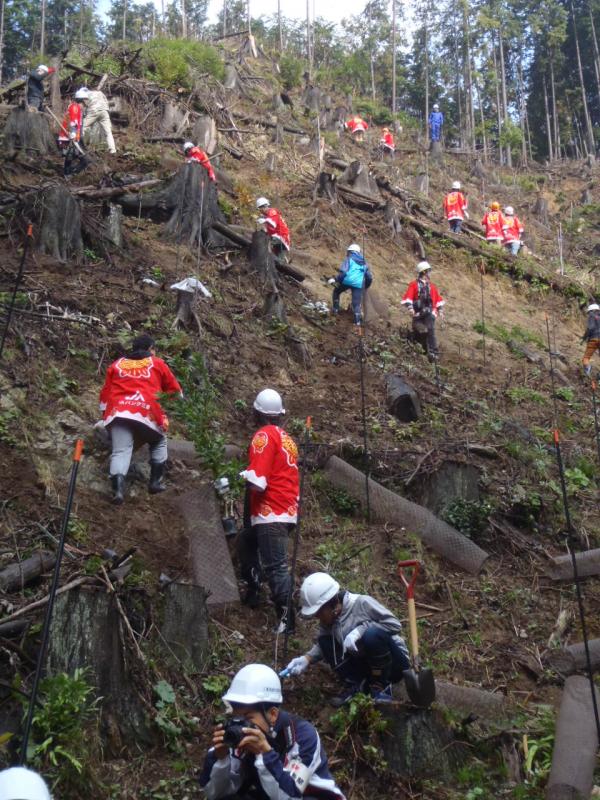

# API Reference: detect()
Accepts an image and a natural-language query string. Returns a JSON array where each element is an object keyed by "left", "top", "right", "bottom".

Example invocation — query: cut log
[
  {"left": 548, "top": 549, "right": 600, "bottom": 581},
  {"left": 21, "top": 184, "right": 83, "bottom": 263},
  {"left": 0, "top": 551, "right": 56, "bottom": 593},
  {"left": 323, "top": 455, "right": 489, "bottom": 574},
  {"left": 3, "top": 108, "right": 55, "bottom": 158},
  {"left": 396, "top": 679, "right": 511, "bottom": 722},
  {"left": 47, "top": 587, "right": 153, "bottom": 751},
  {"left": 192, "top": 115, "right": 218, "bottom": 155},
  {"left": 160, "top": 582, "right": 209, "bottom": 672},
  {"left": 0, "top": 619, "right": 31, "bottom": 638},
  {"left": 547, "top": 639, "right": 600, "bottom": 675},
  {"left": 233, "top": 112, "right": 305, "bottom": 135},
  {"left": 546, "top": 675, "right": 600, "bottom": 799},
  {"left": 385, "top": 374, "right": 421, "bottom": 422}
]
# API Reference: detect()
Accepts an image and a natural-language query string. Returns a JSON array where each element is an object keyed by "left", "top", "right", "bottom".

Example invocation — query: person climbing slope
[
  {"left": 345, "top": 114, "right": 368, "bottom": 142},
  {"left": 428, "top": 103, "right": 444, "bottom": 143},
  {"left": 330, "top": 243, "right": 373, "bottom": 326},
  {"left": 380, "top": 126, "right": 395, "bottom": 157},
  {"left": 502, "top": 206, "right": 524, "bottom": 255},
  {"left": 238, "top": 389, "right": 299, "bottom": 634},
  {"left": 401, "top": 261, "right": 445, "bottom": 361},
  {"left": 99, "top": 334, "right": 182, "bottom": 504},
  {"left": 183, "top": 141, "right": 217, "bottom": 182},
  {"left": 26, "top": 64, "right": 55, "bottom": 111},
  {"left": 255, "top": 197, "right": 290, "bottom": 256},
  {"left": 199, "top": 664, "right": 345, "bottom": 800},
  {"left": 57, "top": 88, "right": 87, "bottom": 177},
  {"left": 582, "top": 303, "right": 600, "bottom": 377},
  {"left": 481, "top": 201, "right": 504, "bottom": 244},
  {"left": 443, "top": 181, "right": 469, "bottom": 233},
  {"left": 76, "top": 86, "right": 117, "bottom": 154},
  {"left": 282, "top": 572, "right": 410, "bottom": 707}
]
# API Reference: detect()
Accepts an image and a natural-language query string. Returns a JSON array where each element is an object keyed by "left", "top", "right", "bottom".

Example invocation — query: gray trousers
[
  {"left": 238, "top": 522, "right": 292, "bottom": 607},
  {"left": 108, "top": 419, "right": 167, "bottom": 477}
]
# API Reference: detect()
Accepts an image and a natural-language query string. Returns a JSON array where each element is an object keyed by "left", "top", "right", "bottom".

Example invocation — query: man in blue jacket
[
  {"left": 199, "top": 664, "right": 345, "bottom": 800},
  {"left": 428, "top": 103, "right": 444, "bottom": 143},
  {"left": 330, "top": 243, "right": 372, "bottom": 326}
]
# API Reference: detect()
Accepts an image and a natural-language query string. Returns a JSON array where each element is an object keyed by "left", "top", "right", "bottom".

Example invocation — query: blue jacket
[
  {"left": 199, "top": 710, "right": 345, "bottom": 800},
  {"left": 429, "top": 111, "right": 444, "bottom": 128},
  {"left": 336, "top": 253, "right": 372, "bottom": 289}
]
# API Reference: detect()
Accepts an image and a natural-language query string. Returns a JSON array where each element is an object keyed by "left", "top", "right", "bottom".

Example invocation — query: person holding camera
[{"left": 199, "top": 664, "right": 345, "bottom": 800}]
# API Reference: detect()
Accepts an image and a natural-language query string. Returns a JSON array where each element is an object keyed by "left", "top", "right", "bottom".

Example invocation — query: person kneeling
[
  {"left": 283, "top": 572, "right": 410, "bottom": 706},
  {"left": 199, "top": 663, "right": 345, "bottom": 800}
]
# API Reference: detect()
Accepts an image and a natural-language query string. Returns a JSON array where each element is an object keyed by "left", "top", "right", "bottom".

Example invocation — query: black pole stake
[
  {"left": 591, "top": 380, "right": 600, "bottom": 466},
  {"left": 0, "top": 225, "right": 33, "bottom": 364},
  {"left": 358, "top": 257, "right": 371, "bottom": 523},
  {"left": 479, "top": 262, "right": 486, "bottom": 368},
  {"left": 20, "top": 439, "right": 84, "bottom": 765}
]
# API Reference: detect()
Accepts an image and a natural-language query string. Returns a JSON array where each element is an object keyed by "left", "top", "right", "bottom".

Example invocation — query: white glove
[
  {"left": 257, "top": 217, "right": 267, "bottom": 225},
  {"left": 69, "top": 131, "right": 76, "bottom": 140},
  {"left": 464, "top": 211, "right": 470, "bottom": 219},
  {"left": 284, "top": 656, "right": 310, "bottom": 676},
  {"left": 343, "top": 628, "right": 362, "bottom": 654},
  {"left": 327, "top": 278, "right": 336, "bottom": 285}
]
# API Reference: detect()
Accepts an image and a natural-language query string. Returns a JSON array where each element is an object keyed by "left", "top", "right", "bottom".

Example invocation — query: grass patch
[
  {"left": 472, "top": 320, "right": 544, "bottom": 349},
  {"left": 143, "top": 38, "right": 224, "bottom": 89},
  {"left": 506, "top": 387, "right": 545, "bottom": 405}
]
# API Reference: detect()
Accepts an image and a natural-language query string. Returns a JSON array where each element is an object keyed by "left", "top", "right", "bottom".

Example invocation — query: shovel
[{"left": 398, "top": 559, "right": 436, "bottom": 708}]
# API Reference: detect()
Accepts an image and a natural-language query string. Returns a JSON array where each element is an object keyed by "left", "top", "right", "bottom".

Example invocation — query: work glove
[
  {"left": 343, "top": 628, "right": 363, "bottom": 654},
  {"left": 464, "top": 211, "right": 470, "bottom": 219},
  {"left": 282, "top": 655, "right": 310, "bottom": 677},
  {"left": 69, "top": 131, "right": 76, "bottom": 140},
  {"left": 162, "top": 415, "right": 170, "bottom": 432},
  {"left": 327, "top": 278, "right": 336, "bottom": 286},
  {"left": 257, "top": 217, "right": 267, "bottom": 225}
]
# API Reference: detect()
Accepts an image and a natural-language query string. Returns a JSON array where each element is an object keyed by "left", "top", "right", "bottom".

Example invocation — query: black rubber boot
[
  {"left": 242, "top": 568, "right": 262, "bottom": 608},
  {"left": 111, "top": 474, "right": 125, "bottom": 505},
  {"left": 148, "top": 461, "right": 166, "bottom": 494}
]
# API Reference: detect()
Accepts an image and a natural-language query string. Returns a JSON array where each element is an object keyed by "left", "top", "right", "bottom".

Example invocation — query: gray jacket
[{"left": 307, "top": 591, "right": 406, "bottom": 663}]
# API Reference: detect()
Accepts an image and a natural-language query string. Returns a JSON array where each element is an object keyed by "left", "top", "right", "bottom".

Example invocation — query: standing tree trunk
[
  {"left": 182, "top": 0, "right": 188, "bottom": 38},
  {"left": 122, "top": 0, "right": 127, "bottom": 39},
  {"left": 474, "top": 77, "right": 487, "bottom": 162},
  {"left": 463, "top": 2, "right": 475, "bottom": 152},
  {"left": 550, "top": 58, "right": 561, "bottom": 158},
  {"left": 571, "top": 0, "right": 595, "bottom": 157},
  {"left": 306, "top": 0, "right": 312, "bottom": 79},
  {"left": 0, "top": 0, "right": 5, "bottom": 85},
  {"left": 246, "top": 0, "right": 250, "bottom": 35},
  {"left": 492, "top": 37, "right": 503, "bottom": 165},
  {"left": 222, "top": 0, "right": 226, "bottom": 36},
  {"left": 41, "top": 0, "right": 46, "bottom": 56},
  {"left": 544, "top": 76, "right": 554, "bottom": 161},
  {"left": 518, "top": 57, "right": 527, "bottom": 166},
  {"left": 278, "top": 0, "right": 283, "bottom": 50},
  {"left": 589, "top": 3, "right": 600, "bottom": 113},
  {"left": 391, "top": 0, "right": 397, "bottom": 115},
  {"left": 424, "top": 22, "right": 429, "bottom": 140},
  {"left": 498, "top": 30, "right": 511, "bottom": 167}
]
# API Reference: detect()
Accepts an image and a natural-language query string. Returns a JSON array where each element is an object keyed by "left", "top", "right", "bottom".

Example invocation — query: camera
[{"left": 222, "top": 717, "right": 258, "bottom": 748}]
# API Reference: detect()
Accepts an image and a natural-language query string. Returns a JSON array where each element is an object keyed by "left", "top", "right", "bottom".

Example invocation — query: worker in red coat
[
  {"left": 57, "top": 88, "right": 87, "bottom": 177},
  {"left": 401, "top": 261, "right": 445, "bottom": 361},
  {"left": 481, "top": 201, "right": 504, "bottom": 244},
  {"left": 345, "top": 115, "right": 368, "bottom": 142},
  {"left": 99, "top": 334, "right": 182, "bottom": 504},
  {"left": 183, "top": 141, "right": 216, "bottom": 182},
  {"left": 380, "top": 127, "right": 395, "bottom": 158},
  {"left": 502, "top": 206, "right": 524, "bottom": 255},
  {"left": 256, "top": 197, "right": 291, "bottom": 255},
  {"left": 443, "top": 181, "right": 469, "bottom": 233}
]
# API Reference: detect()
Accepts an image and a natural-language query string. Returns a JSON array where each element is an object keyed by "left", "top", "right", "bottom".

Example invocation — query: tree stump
[
  {"left": 160, "top": 582, "right": 209, "bottom": 672},
  {"left": 103, "top": 203, "right": 123, "bottom": 247},
  {"left": 224, "top": 64, "right": 239, "bottom": 92},
  {"left": 322, "top": 94, "right": 332, "bottom": 111},
  {"left": 430, "top": 139, "right": 443, "bottom": 161},
  {"left": 192, "top": 115, "right": 218, "bottom": 155},
  {"left": 265, "top": 153, "right": 277, "bottom": 173},
  {"left": 22, "top": 184, "right": 83, "bottom": 262},
  {"left": 3, "top": 108, "right": 55, "bottom": 158},
  {"left": 303, "top": 87, "right": 321, "bottom": 114},
  {"left": 172, "top": 289, "right": 202, "bottom": 332},
  {"left": 471, "top": 160, "right": 487, "bottom": 180},
  {"left": 414, "top": 173, "right": 429, "bottom": 194},
  {"left": 385, "top": 374, "right": 421, "bottom": 422},
  {"left": 533, "top": 193, "right": 549, "bottom": 225},
  {"left": 315, "top": 172, "right": 337, "bottom": 203},
  {"left": 339, "top": 160, "right": 381, "bottom": 199},
  {"left": 384, "top": 199, "right": 402, "bottom": 237},
  {"left": 581, "top": 188, "right": 593, "bottom": 205},
  {"left": 160, "top": 101, "right": 187, "bottom": 135},
  {"left": 48, "top": 587, "right": 153, "bottom": 752},
  {"left": 250, "top": 231, "right": 287, "bottom": 323},
  {"left": 418, "top": 462, "right": 481, "bottom": 515},
  {"left": 380, "top": 706, "right": 465, "bottom": 779},
  {"left": 272, "top": 122, "right": 284, "bottom": 145},
  {"left": 272, "top": 92, "right": 285, "bottom": 113},
  {"left": 159, "top": 163, "right": 226, "bottom": 249}
]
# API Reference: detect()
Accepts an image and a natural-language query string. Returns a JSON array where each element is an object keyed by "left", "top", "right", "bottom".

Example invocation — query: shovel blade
[{"left": 403, "top": 667, "right": 436, "bottom": 708}]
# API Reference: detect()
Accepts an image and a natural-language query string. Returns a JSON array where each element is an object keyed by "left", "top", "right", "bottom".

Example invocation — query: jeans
[
  {"left": 506, "top": 241, "right": 521, "bottom": 255},
  {"left": 449, "top": 218, "right": 462, "bottom": 233},
  {"left": 108, "top": 419, "right": 167, "bottom": 476},
  {"left": 412, "top": 312, "right": 438, "bottom": 358},
  {"left": 318, "top": 624, "right": 410, "bottom": 687},
  {"left": 27, "top": 94, "right": 43, "bottom": 110},
  {"left": 332, "top": 285, "right": 364, "bottom": 324},
  {"left": 238, "top": 523, "right": 292, "bottom": 607}
]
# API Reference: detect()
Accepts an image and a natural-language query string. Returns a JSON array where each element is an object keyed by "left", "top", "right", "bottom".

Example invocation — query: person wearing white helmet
[
  {"left": 282, "top": 573, "right": 409, "bottom": 707},
  {"left": 255, "top": 198, "right": 290, "bottom": 257},
  {"left": 428, "top": 103, "right": 443, "bottom": 143},
  {"left": 26, "top": 64, "right": 56, "bottom": 111},
  {"left": 443, "top": 181, "right": 469, "bottom": 233},
  {"left": 78, "top": 86, "right": 116, "bottom": 154},
  {"left": 184, "top": 142, "right": 217, "bottom": 183},
  {"left": 501, "top": 206, "right": 524, "bottom": 255},
  {"left": 330, "top": 243, "right": 373, "bottom": 326},
  {"left": 582, "top": 303, "right": 600, "bottom": 376},
  {"left": 401, "top": 262, "right": 445, "bottom": 362},
  {"left": 57, "top": 89, "right": 87, "bottom": 177},
  {"left": 238, "top": 390, "right": 299, "bottom": 633},
  {"left": 199, "top": 664, "right": 345, "bottom": 800},
  {"left": 0, "top": 766, "right": 51, "bottom": 800}
]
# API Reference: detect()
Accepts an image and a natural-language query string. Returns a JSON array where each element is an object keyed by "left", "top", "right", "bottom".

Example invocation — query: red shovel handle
[{"left": 397, "top": 560, "right": 421, "bottom": 599}]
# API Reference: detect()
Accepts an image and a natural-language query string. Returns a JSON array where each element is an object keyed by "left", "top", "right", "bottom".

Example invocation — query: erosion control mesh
[
  {"left": 548, "top": 638, "right": 600, "bottom": 676},
  {"left": 549, "top": 548, "right": 600, "bottom": 581},
  {"left": 324, "top": 455, "right": 489, "bottom": 575}
]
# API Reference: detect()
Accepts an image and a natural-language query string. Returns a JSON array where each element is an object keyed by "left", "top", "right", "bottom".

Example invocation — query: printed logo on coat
[
  {"left": 259, "top": 503, "right": 273, "bottom": 517},
  {"left": 117, "top": 357, "right": 154, "bottom": 379},
  {"left": 280, "top": 431, "right": 298, "bottom": 467},
  {"left": 251, "top": 431, "right": 269, "bottom": 454}
]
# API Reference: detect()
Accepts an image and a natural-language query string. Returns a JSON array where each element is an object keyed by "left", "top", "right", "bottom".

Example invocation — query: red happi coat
[
  {"left": 261, "top": 207, "right": 291, "bottom": 250},
  {"left": 346, "top": 116, "right": 368, "bottom": 133},
  {"left": 187, "top": 146, "right": 216, "bottom": 182},
  {"left": 381, "top": 131, "right": 395, "bottom": 149},
  {"left": 99, "top": 355, "right": 182, "bottom": 434},
  {"left": 481, "top": 211, "right": 505, "bottom": 241},
  {"left": 58, "top": 102, "right": 83, "bottom": 143},
  {"left": 443, "top": 191, "right": 468, "bottom": 221},
  {"left": 502, "top": 215, "right": 524, "bottom": 243},
  {"left": 241, "top": 425, "right": 299, "bottom": 525},
  {"left": 401, "top": 280, "right": 445, "bottom": 317}
]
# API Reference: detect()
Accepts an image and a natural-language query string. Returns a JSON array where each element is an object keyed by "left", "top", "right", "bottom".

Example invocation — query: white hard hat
[
  {"left": 256, "top": 197, "right": 270, "bottom": 209},
  {"left": 347, "top": 243, "right": 361, "bottom": 253},
  {"left": 253, "top": 388, "right": 285, "bottom": 416},
  {"left": 300, "top": 572, "right": 340, "bottom": 616},
  {"left": 452, "top": 181, "right": 461, "bottom": 190},
  {"left": 37, "top": 65, "right": 49, "bottom": 74},
  {"left": 74, "top": 88, "right": 89, "bottom": 99},
  {"left": 222, "top": 664, "right": 283, "bottom": 706},
  {"left": 183, "top": 141, "right": 194, "bottom": 151},
  {"left": 588, "top": 303, "right": 600, "bottom": 312},
  {"left": 416, "top": 261, "right": 432, "bottom": 274},
  {"left": 504, "top": 206, "right": 514, "bottom": 215},
  {"left": 0, "top": 767, "right": 52, "bottom": 800},
  {"left": 433, "top": 103, "right": 440, "bottom": 110}
]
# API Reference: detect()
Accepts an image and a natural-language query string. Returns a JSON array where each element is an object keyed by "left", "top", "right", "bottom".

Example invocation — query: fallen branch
[
  {"left": 232, "top": 112, "right": 306, "bottom": 135},
  {"left": 71, "top": 179, "right": 162, "bottom": 199},
  {"left": 0, "top": 575, "right": 100, "bottom": 624}
]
